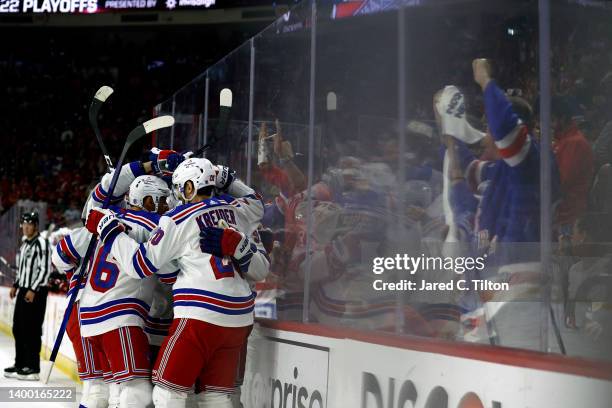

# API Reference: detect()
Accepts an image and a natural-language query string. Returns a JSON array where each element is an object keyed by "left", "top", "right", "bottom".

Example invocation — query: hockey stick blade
[
  {"left": 116, "top": 116, "right": 175, "bottom": 193},
  {"left": 220, "top": 88, "right": 233, "bottom": 108},
  {"left": 40, "top": 360, "right": 53, "bottom": 384},
  {"left": 187, "top": 90, "right": 232, "bottom": 158},
  {"left": 94, "top": 85, "right": 114, "bottom": 102},
  {"left": 142, "top": 115, "right": 175, "bottom": 135},
  {"left": 119, "top": 115, "right": 175, "bottom": 159},
  {"left": 200, "top": 89, "right": 233, "bottom": 156}
]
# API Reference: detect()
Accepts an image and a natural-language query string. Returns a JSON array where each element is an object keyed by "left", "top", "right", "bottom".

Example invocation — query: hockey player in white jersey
[
  {"left": 53, "top": 152, "right": 182, "bottom": 408},
  {"left": 52, "top": 226, "right": 107, "bottom": 408},
  {"left": 85, "top": 158, "right": 270, "bottom": 408},
  {"left": 54, "top": 159, "right": 155, "bottom": 408},
  {"left": 80, "top": 175, "right": 173, "bottom": 408}
]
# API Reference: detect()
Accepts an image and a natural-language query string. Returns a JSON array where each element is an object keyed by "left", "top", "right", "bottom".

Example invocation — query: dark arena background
[{"left": 1, "top": 1, "right": 612, "bottom": 407}]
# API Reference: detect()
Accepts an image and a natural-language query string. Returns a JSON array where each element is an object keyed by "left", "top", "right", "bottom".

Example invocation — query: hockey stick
[
  {"left": 89, "top": 86, "right": 115, "bottom": 170},
  {"left": 187, "top": 88, "right": 233, "bottom": 158},
  {"left": 550, "top": 304, "right": 566, "bottom": 354},
  {"left": 42, "top": 115, "right": 175, "bottom": 384},
  {"left": 215, "top": 88, "right": 233, "bottom": 148}
]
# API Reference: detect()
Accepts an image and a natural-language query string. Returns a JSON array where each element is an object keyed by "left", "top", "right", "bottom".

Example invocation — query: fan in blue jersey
[{"left": 437, "top": 59, "right": 560, "bottom": 273}]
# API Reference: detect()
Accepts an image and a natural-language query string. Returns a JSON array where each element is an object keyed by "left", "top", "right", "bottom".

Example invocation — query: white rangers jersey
[
  {"left": 63, "top": 207, "right": 174, "bottom": 337},
  {"left": 89, "top": 161, "right": 146, "bottom": 207},
  {"left": 52, "top": 226, "right": 91, "bottom": 301},
  {"left": 56, "top": 158, "right": 176, "bottom": 337},
  {"left": 53, "top": 216, "right": 177, "bottom": 341},
  {"left": 108, "top": 192, "right": 268, "bottom": 328},
  {"left": 52, "top": 161, "right": 147, "bottom": 301}
]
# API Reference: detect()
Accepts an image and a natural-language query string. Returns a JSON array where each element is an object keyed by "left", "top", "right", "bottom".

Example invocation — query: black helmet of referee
[{"left": 20, "top": 212, "right": 39, "bottom": 225}]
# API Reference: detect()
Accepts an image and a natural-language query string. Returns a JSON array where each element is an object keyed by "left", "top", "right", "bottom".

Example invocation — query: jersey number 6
[{"left": 90, "top": 247, "right": 120, "bottom": 293}]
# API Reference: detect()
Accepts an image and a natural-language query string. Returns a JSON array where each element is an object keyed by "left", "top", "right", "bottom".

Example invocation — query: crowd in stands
[
  {"left": 0, "top": 24, "right": 260, "bottom": 226},
  {"left": 224, "top": 3, "right": 612, "bottom": 360}
]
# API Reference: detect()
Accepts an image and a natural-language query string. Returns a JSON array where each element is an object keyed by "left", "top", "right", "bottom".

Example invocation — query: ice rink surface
[{"left": 0, "top": 331, "right": 81, "bottom": 407}]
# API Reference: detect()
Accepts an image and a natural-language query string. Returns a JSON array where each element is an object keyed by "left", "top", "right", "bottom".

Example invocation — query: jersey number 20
[{"left": 90, "top": 247, "right": 119, "bottom": 293}]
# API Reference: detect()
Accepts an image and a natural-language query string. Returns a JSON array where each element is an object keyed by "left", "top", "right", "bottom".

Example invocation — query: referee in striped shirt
[{"left": 4, "top": 212, "right": 51, "bottom": 381}]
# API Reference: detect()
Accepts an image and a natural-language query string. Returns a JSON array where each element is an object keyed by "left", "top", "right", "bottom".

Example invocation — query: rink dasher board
[
  {"left": 242, "top": 320, "right": 612, "bottom": 408},
  {"left": 0, "top": 285, "right": 609, "bottom": 407}
]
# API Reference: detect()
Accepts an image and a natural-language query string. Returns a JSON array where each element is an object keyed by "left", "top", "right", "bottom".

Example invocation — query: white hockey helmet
[
  {"left": 128, "top": 175, "right": 171, "bottom": 213},
  {"left": 171, "top": 157, "right": 216, "bottom": 203}
]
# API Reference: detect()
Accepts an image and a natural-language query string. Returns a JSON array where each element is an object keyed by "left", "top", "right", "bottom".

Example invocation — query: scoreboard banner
[{"left": 0, "top": 0, "right": 219, "bottom": 13}]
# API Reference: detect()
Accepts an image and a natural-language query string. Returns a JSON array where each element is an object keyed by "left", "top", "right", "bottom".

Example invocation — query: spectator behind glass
[{"left": 552, "top": 96, "right": 595, "bottom": 233}]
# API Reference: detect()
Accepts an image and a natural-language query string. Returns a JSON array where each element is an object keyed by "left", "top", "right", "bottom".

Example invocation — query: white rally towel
[
  {"left": 435, "top": 86, "right": 485, "bottom": 253},
  {"left": 435, "top": 85, "right": 485, "bottom": 144}
]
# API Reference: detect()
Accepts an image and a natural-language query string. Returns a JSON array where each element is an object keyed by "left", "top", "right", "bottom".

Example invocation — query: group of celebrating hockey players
[{"left": 52, "top": 151, "right": 269, "bottom": 407}]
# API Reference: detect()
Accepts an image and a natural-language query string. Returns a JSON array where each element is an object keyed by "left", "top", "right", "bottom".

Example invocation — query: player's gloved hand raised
[
  {"left": 150, "top": 148, "right": 184, "bottom": 177},
  {"left": 199, "top": 226, "right": 256, "bottom": 273},
  {"left": 86, "top": 208, "right": 126, "bottom": 246},
  {"left": 214, "top": 165, "right": 235, "bottom": 191}
]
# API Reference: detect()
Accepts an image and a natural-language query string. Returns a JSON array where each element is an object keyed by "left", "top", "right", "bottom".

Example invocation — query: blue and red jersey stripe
[
  {"left": 132, "top": 243, "right": 158, "bottom": 278},
  {"left": 80, "top": 298, "right": 151, "bottom": 325},
  {"left": 172, "top": 288, "right": 255, "bottom": 315},
  {"left": 121, "top": 211, "right": 157, "bottom": 232},
  {"left": 157, "top": 270, "right": 179, "bottom": 285},
  {"left": 91, "top": 184, "right": 124, "bottom": 205},
  {"left": 57, "top": 235, "right": 81, "bottom": 265}
]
